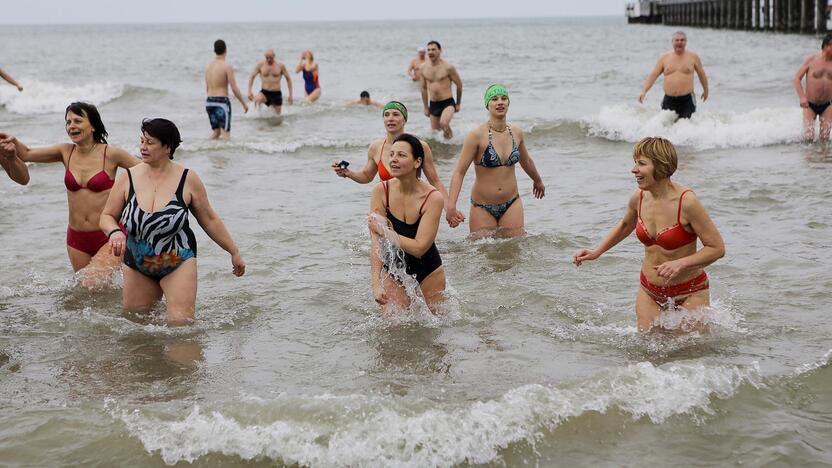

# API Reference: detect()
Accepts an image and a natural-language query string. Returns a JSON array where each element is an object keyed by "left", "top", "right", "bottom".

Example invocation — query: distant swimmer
[
  {"left": 295, "top": 50, "right": 321, "bottom": 103},
  {"left": 407, "top": 47, "right": 426, "bottom": 81},
  {"left": 101, "top": 118, "right": 245, "bottom": 326},
  {"left": 639, "top": 31, "right": 708, "bottom": 120},
  {"left": 0, "top": 102, "right": 139, "bottom": 287},
  {"left": 247, "top": 49, "right": 293, "bottom": 116},
  {"left": 794, "top": 34, "right": 832, "bottom": 141},
  {"left": 0, "top": 137, "right": 29, "bottom": 185},
  {"left": 0, "top": 67, "right": 23, "bottom": 92},
  {"left": 346, "top": 91, "right": 383, "bottom": 108},
  {"left": 332, "top": 101, "right": 448, "bottom": 203},
  {"left": 368, "top": 133, "right": 446, "bottom": 314},
  {"left": 205, "top": 39, "right": 249, "bottom": 140},
  {"left": 420, "top": 41, "right": 462, "bottom": 139},
  {"left": 573, "top": 137, "right": 725, "bottom": 332},
  {"left": 446, "top": 85, "right": 544, "bottom": 238}
]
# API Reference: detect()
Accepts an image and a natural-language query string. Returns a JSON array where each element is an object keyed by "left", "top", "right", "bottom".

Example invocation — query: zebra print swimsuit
[{"left": 121, "top": 168, "right": 197, "bottom": 279}]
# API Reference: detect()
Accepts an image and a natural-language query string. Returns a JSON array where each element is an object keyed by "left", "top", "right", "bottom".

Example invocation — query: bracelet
[{"left": 107, "top": 228, "right": 123, "bottom": 239}]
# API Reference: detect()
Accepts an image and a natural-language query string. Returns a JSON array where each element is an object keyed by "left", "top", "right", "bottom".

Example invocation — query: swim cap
[
  {"left": 484, "top": 84, "right": 510, "bottom": 109},
  {"left": 383, "top": 101, "right": 408, "bottom": 122}
]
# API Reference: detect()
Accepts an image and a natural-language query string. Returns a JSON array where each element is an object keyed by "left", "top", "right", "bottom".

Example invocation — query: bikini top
[
  {"left": 383, "top": 181, "right": 438, "bottom": 237},
  {"left": 478, "top": 125, "right": 520, "bottom": 167},
  {"left": 377, "top": 139, "right": 392, "bottom": 181},
  {"left": 635, "top": 189, "right": 698, "bottom": 250},
  {"left": 64, "top": 144, "right": 114, "bottom": 192}
]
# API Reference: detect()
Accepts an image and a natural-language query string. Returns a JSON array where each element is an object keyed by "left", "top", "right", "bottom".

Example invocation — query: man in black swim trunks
[
  {"left": 420, "top": 41, "right": 463, "bottom": 139},
  {"left": 639, "top": 31, "right": 708, "bottom": 120},
  {"left": 247, "top": 49, "right": 293, "bottom": 116},
  {"left": 794, "top": 34, "right": 832, "bottom": 141}
]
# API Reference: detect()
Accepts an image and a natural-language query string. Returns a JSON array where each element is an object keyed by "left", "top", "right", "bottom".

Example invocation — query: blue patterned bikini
[
  {"left": 121, "top": 168, "right": 197, "bottom": 279},
  {"left": 471, "top": 124, "right": 521, "bottom": 221}
]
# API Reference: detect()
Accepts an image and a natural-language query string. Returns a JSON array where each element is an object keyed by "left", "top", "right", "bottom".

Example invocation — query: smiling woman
[{"left": 0, "top": 102, "right": 139, "bottom": 287}]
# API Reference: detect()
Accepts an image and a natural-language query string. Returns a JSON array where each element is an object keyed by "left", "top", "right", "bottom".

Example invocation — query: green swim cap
[
  {"left": 484, "top": 84, "right": 509, "bottom": 109},
  {"left": 383, "top": 101, "right": 408, "bottom": 122}
]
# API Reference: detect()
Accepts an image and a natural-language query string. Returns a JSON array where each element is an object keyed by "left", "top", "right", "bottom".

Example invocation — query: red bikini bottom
[{"left": 640, "top": 271, "right": 709, "bottom": 305}]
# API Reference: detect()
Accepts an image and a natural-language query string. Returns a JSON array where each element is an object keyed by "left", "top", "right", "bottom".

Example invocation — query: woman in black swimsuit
[{"left": 368, "top": 133, "right": 446, "bottom": 314}]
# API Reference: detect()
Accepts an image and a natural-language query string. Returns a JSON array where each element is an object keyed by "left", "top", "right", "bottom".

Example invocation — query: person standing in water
[
  {"left": 0, "top": 102, "right": 138, "bottom": 286},
  {"left": 0, "top": 67, "right": 23, "bottom": 92},
  {"left": 446, "top": 85, "right": 544, "bottom": 238},
  {"left": 346, "top": 91, "right": 383, "bottom": 108},
  {"left": 295, "top": 50, "right": 321, "bottom": 103},
  {"left": 638, "top": 31, "right": 708, "bottom": 120},
  {"left": 368, "top": 133, "right": 445, "bottom": 314},
  {"left": 573, "top": 137, "right": 724, "bottom": 332},
  {"left": 205, "top": 39, "right": 249, "bottom": 140},
  {"left": 332, "top": 101, "right": 448, "bottom": 202},
  {"left": 794, "top": 33, "right": 832, "bottom": 141},
  {"left": 407, "top": 47, "right": 426, "bottom": 82},
  {"left": 247, "top": 48, "right": 293, "bottom": 116},
  {"left": 101, "top": 118, "right": 245, "bottom": 326},
  {"left": 0, "top": 138, "right": 29, "bottom": 185},
  {"left": 420, "top": 41, "right": 462, "bottom": 139}
]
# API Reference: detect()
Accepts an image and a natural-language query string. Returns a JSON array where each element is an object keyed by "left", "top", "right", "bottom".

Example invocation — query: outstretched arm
[
  {"left": 516, "top": 128, "right": 544, "bottom": 199},
  {"left": 573, "top": 191, "right": 639, "bottom": 266},
  {"left": 333, "top": 142, "right": 378, "bottom": 183},
  {"left": 187, "top": 170, "right": 245, "bottom": 276},
  {"left": 693, "top": 53, "right": 709, "bottom": 102},
  {"left": 0, "top": 140, "right": 29, "bottom": 185},
  {"left": 445, "top": 130, "right": 478, "bottom": 227},
  {"left": 794, "top": 56, "right": 812, "bottom": 108},
  {"left": 639, "top": 57, "right": 665, "bottom": 103},
  {"left": 0, "top": 68, "right": 22, "bottom": 91},
  {"left": 0, "top": 133, "right": 64, "bottom": 164}
]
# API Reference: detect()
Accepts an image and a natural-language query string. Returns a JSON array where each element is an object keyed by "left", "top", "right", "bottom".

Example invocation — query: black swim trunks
[
  {"left": 809, "top": 101, "right": 831, "bottom": 117},
  {"left": 661, "top": 93, "right": 696, "bottom": 119},
  {"left": 261, "top": 89, "right": 283, "bottom": 107},
  {"left": 428, "top": 98, "right": 456, "bottom": 117}
]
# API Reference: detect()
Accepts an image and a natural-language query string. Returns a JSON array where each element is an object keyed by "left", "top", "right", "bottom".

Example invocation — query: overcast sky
[{"left": 0, "top": 0, "right": 624, "bottom": 24}]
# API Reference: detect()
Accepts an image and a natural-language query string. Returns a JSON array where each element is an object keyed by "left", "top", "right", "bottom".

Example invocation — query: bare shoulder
[
  {"left": 369, "top": 137, "right": 385, "bottom": 153},
  {"left": 627, "top": 189, "right": 641, "bottom": 209},
  {"left": 424, "top": 184, "right": 445, "bottom": 207},
  {"left": 510, "top": 124, "right": 525, "bottom": 138}
]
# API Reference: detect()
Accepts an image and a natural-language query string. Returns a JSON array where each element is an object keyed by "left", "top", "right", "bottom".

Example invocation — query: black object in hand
[{"left": 337, "top": 160, "right": 350, "bottom": 169}]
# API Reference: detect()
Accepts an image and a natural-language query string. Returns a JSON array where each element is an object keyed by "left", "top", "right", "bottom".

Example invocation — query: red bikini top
[
  {"left": 377, "top": 139, "right": 392, "bottom": 181},
  {"left": 64, "top": 144, "right": 114, "bottom": 192},
  {"left": 635, "top": 189, "right": 698, "bottom": 250}
]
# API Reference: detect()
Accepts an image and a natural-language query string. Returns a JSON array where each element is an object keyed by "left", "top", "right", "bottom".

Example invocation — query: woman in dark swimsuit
[
  {"left": 446, "top": 84, "right": 545, "bottom": 238},
  {"left": 294, "top": 50, "right": 321, "bottom": 103},
  {"left": 368, "top": 133, "right": 445, "bottom": 314},
  {"left": 0, "top": 102, "right": 138, "bottom": 287}
]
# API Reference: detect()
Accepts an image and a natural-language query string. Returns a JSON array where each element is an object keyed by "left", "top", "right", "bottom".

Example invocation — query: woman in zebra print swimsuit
[{"left": 100, "top": 118, "right": 245, "bottom": 326}]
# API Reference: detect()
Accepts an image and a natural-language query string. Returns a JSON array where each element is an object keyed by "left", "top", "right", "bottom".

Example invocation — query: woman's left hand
[
  {"left": 654, "top": 259, "right": 687, "bottom": 281},
  {"left": 532, "top": 180, "right": 545, "bottom": 199},
  {"left": 231, "top": 252, "right": 246, "bottom": 277}
]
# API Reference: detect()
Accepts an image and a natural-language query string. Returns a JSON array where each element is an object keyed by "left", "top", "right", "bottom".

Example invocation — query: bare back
[
  {"left": 421, "top": 59, "right": 454, "bottom": 101},
  {"left": 660, "top": 50, "right": 698, "bottom": 96},
  {"left": 804, "top": 53, "right": 832, "bottom": 103},
  {"left": 205, "top": 59, "right": 231, "bottom": 97}
]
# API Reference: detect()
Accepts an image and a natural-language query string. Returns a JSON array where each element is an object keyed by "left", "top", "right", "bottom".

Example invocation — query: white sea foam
[
  {"left": 114, "top": 361, "right": 760, "bottom": 467},
  {"left": 0, "top": 79, "right": 125, "bottom": 115},
  {"left": 794, "top": 349, "right": 832, "bottom": 376},
  {"left": 587, "top": 105, "right": 803, "bottom": 150}
]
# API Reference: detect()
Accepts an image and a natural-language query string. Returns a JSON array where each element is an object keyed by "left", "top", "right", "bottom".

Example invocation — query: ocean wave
[
  {"left": 0, "top": 79, "right": 125, "bottom": 115},
  {"left": 587, "top": 104, "right": 803, "bottom": 150},
  {"left": 179, "top": 136, "right": 369, "bottom": 155},
  {"left": 794, "top": 349, "right": 832, "bottom": 376},
  {"left": 113, "top": 360, "right": 759, "bottom": 467}
]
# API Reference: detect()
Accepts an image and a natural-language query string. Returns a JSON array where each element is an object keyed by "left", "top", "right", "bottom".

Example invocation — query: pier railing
[{"left": 626, "top": 0, "right": 829, "bottom": 33}]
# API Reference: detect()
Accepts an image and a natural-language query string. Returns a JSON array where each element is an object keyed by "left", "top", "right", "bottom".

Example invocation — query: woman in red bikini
[
  {"left": 332, "top": 101, "right": 447, "bottom": 201},
  {"left": 573, "top": 137, "right": 724, "bottom": 331},
  {"left": 1, "top": 102, "right": 138, "bottom": 286}
]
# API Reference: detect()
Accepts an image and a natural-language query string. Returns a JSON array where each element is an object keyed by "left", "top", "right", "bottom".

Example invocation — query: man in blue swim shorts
[{"left": 204, "top": 39, "right": 248, "bottom": 140}]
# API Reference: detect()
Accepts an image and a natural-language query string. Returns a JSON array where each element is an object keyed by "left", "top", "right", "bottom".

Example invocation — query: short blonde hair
[{"left": 632, "top": 137, "right": 678, "bottom": 180}]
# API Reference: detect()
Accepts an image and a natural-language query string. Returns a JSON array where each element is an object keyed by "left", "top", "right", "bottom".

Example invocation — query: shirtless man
[
  {"left": 0, "top": 137, "right": 29, "bottom": 185},
  {"left": 794, "top": 34, "right": 832, "bottom": 141},
  {"left": 420, "top": 41, "right": 463, "bottom": 139},
  {"left": 0, "top": 67, "right": 23, "bottom": 92},
  {"left": 247, "top": 49, "right": 293, "bottom": 116},
  {"left": 639, "top": 31, "right": 708, "bottom": 120},
  {"left": 205, "top": 39, "right": 248, "bottom": 140},
  {"left": 407, "top": 47, "right": 426, "bottom": 81}
]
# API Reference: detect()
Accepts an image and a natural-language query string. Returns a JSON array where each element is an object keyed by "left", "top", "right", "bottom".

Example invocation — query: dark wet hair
[
  {"left": 392, "top": 133, "right": 424, "bottom": 178},
  {"left": 823, "top": 34, "right": 832, "bottom": 49},
  {"left": 65, "top": 102, "right": 108, "bottom": 144},
  {"left": 427, "top": 40, "right": 441, "bottom": 50},
  {"left": 360, "top": 90, "right": 370, "bottom": 99},
  {"left": 141, "top": 118, "right": 182, "bottom": 159},
  {"left": 214, "top": 39, "right": 226, "bottom": 55}
]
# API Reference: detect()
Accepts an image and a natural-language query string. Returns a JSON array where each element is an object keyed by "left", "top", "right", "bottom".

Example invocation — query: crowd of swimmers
[{"left": 2, "top": 30, "right": 830, "bottom": 331}]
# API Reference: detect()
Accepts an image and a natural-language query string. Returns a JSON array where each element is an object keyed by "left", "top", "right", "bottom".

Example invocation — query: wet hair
[
  {"left": 392, "top": 133, "right": 424, "bottom": 178},
  {"left": 672, "top": 31, "right": 687, "bottom": 38},
  {"left": 214, "top": 39, "right": 226, "bottom": 55},
  {"left": 632, "top": 137, "right": 678, "bottom": 180},
  {"left": 65, "top": 102, "right": 108, "bottom": 144},
  {"left": 141, "top": 118, "right": 182, "bottom": 159},
  {"left": 360, "top": 90, "right": 370, "bottom": 99},
  {"left": 823, "top": 33, "right": 832, "bottom": 48},
  {"left": 427, "top": 40, "right": 441, "bottom": 50}
]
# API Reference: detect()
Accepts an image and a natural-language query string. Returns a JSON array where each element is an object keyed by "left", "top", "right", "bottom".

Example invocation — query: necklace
[{"left": 489, "top": 122, "right": 508, "bottom": 133}]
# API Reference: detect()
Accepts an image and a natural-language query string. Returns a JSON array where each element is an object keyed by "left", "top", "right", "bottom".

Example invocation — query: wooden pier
[{"left": 626, "top": 0, "right": 829, "bottom": 33}]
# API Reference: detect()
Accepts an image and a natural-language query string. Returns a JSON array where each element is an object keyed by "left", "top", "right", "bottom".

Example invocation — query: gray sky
[{"left": 0, "top": 0, "right": 624, "bottom": 24}]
